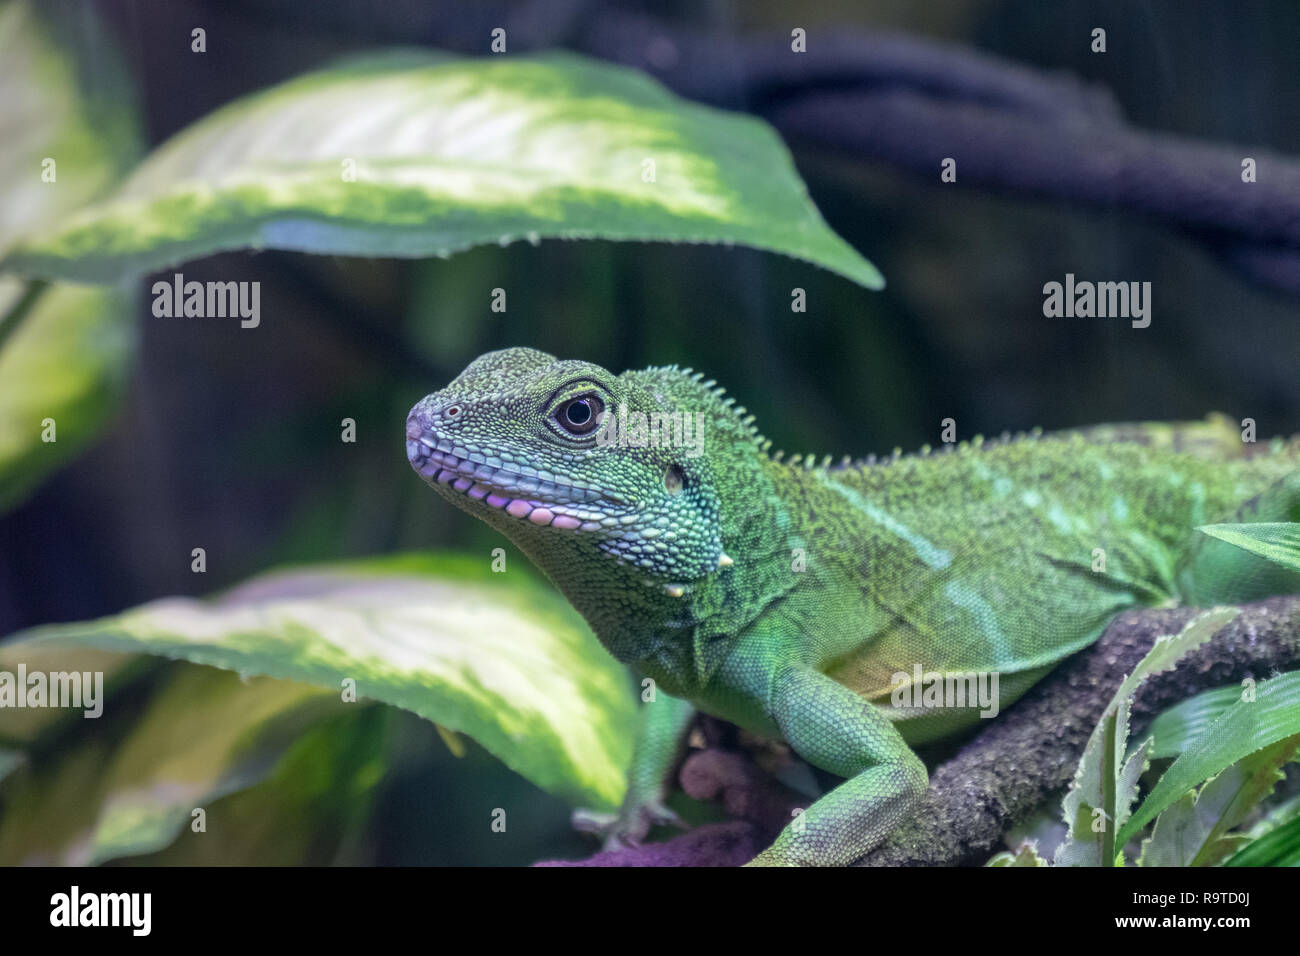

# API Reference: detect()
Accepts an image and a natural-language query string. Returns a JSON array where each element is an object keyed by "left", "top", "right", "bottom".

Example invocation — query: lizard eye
[{"left": 556, "top": 395, "right": 604, "bottom": 435}]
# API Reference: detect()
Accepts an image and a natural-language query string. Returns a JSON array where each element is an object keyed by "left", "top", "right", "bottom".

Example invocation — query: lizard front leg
[
  {"left": 748, "top": 666, "right": 927, "bottom": 866},
  {"left": 573, "top": 690, "right": 695, "bottom": 849}
]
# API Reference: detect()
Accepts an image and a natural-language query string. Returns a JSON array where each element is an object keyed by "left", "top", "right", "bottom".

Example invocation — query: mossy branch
[{"left": 543, "top": 596, "right": 1300, "bottom": 866}]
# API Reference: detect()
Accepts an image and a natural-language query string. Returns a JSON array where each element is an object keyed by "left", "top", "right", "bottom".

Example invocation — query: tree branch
[
  {"left": 257, "top": 2, "right": 1300, "bottom": 296},
  {"left": 542, "top": 595, "right": 1300, "bottom": 866}
]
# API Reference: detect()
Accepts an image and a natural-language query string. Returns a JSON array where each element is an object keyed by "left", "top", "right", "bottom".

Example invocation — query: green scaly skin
[{"left": 406, "top": 347, "right": 1300, "bottom": 866}]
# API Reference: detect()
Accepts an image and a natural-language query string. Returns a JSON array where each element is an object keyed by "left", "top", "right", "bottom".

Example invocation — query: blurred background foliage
[{"left": 1, "top": 0, "right": 1299, "bottom": 864}]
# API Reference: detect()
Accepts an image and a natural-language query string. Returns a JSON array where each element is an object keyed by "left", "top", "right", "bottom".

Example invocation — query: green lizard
[{"left": 406, "top": 347, "right": 1300, "bottom": 865}]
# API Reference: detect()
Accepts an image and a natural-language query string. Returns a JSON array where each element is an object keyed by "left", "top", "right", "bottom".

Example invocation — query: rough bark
[{"left": 542, "top": 595, "right": 1300, "bottom": 867}]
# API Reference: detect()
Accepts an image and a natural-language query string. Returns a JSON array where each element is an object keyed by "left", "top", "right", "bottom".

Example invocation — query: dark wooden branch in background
[
  {"left": 243, "top": 0, "right": 1300, "bottom": 296},
  {"left": 581, "top": 12, "right": 1300, "bottom": 296}
]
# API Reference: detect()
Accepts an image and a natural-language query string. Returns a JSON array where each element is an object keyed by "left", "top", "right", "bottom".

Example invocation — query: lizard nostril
[{"left": 445, "top": 404, "right": 462, "bottom": 418}]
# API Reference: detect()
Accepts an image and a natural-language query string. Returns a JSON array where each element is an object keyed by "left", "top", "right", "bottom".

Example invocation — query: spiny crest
[
  {"left": 818, "top": 426, "right": 1047, "bottom": 474},
  {"left": 634, "top": 360, "right": 1059, "bottom": 476},
  {"left": 634, "top": 363, "right": 769, "bottom": 447}
]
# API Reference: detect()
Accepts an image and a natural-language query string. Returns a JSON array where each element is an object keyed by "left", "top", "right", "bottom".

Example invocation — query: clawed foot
[{"left": 572, "top": 800, "right": 685, "bottom": 851}]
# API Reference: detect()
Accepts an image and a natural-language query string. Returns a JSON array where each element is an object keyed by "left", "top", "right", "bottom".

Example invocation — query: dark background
[{"left": 2, "top": 0, "right": 1298, "bottom": 863}]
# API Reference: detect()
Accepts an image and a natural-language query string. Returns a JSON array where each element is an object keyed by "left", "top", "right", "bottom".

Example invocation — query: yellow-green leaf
[
  {"left": 5, "top": 553, "right": 637, "bottom": 809},
  {"left": 0, "top": 281, "right": 134, "bottom": 511},
  {"left": 1118, "top": 669, "right": 1300, "bottom": 847},
  {"left": 1198, "top": 523, "right": 1300, "bottom": 574},
  {"left": 1, "top": 50, "right": 883, "bottom": 290},
  {"left": 0, "top": 0, "right": 140, "bottom": 511},
  {"left": 0, "top": 663, "right": 363, "bottom": 864}
]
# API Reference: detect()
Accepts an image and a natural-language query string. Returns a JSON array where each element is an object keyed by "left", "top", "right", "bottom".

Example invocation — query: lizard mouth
[{"left": 406, "top": 424, "right": 613, "bottom": 531}]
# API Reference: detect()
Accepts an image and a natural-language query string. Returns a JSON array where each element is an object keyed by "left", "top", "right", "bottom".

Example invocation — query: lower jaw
[{"left": 422, "top": 467, "right": 600, "bottom": 531}]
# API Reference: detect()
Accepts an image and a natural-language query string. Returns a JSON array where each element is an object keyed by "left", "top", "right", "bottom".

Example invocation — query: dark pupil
[{"left": 566, "top": 400, "right": 591, "bottom": 425}]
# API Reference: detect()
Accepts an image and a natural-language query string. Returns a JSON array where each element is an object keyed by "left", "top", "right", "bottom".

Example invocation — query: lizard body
[{"left": 407, "top": 347, "right": 1300, "bottom": 865}]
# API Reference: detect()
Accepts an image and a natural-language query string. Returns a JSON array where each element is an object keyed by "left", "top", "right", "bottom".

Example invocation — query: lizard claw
[
  {"left": 570, "top": 808, "right": 618, "bottom": 835},
  {"left": 571, "top": 801, "right": 684, "bottom": 850}
]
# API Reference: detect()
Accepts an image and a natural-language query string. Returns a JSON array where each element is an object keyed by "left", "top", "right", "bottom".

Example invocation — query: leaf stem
[{"left": 0, "top": 278, "right": 50, "bottom": 353}]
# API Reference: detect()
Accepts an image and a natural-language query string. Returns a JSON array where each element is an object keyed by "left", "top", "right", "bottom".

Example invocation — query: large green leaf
[
  {"left": 0, "top": 732, "right": 113, "bottom": 865},
  {"left": 1224, "top": 800, "right": 1300, "bottom": 867},
  {"left": 0, "top": 281, "right": 134, "bottom": 511},
  {"left": 0, "top": 0, "right": 139, "bottom": 251},
  {"left": 0, "top": 665, "right": 343, "bottom": 864},
  {"left": 1143, "top": 683, "right": 1242, "bottom": 760},
  {"left": 84, "top": 668, "right": 345, "bottom": 864},
  {"left": 1117, "top": 669, "right": 1300, "bottom": 847},
  {"left": 1054, "top": 608, "right": 1237, "bottom": 866},
  {"left": 0, "top": 641, "right": 140, "bottom": 745},
  {"left": 1137, "top": 735, "right": 1300, "bottom": 866},
  {"left": 134, "top": 705, "right": 389, "bottom": 865},
  {"left": 0, "top": 50, "right": 883, "bottom": 289},
  {"left": 1198, "top": 523, "right": 1300, "bottom": 574},
  {"left": 0, "top": 0, "right": 140, "bottom": 511},
  {"left": 4, "top": 553, "right": 637, "bottom": 809}
]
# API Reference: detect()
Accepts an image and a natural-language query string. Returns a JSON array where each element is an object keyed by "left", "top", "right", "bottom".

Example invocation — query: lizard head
[{"left": 406, "top": 347, "right": 737, "bottom": 588}]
